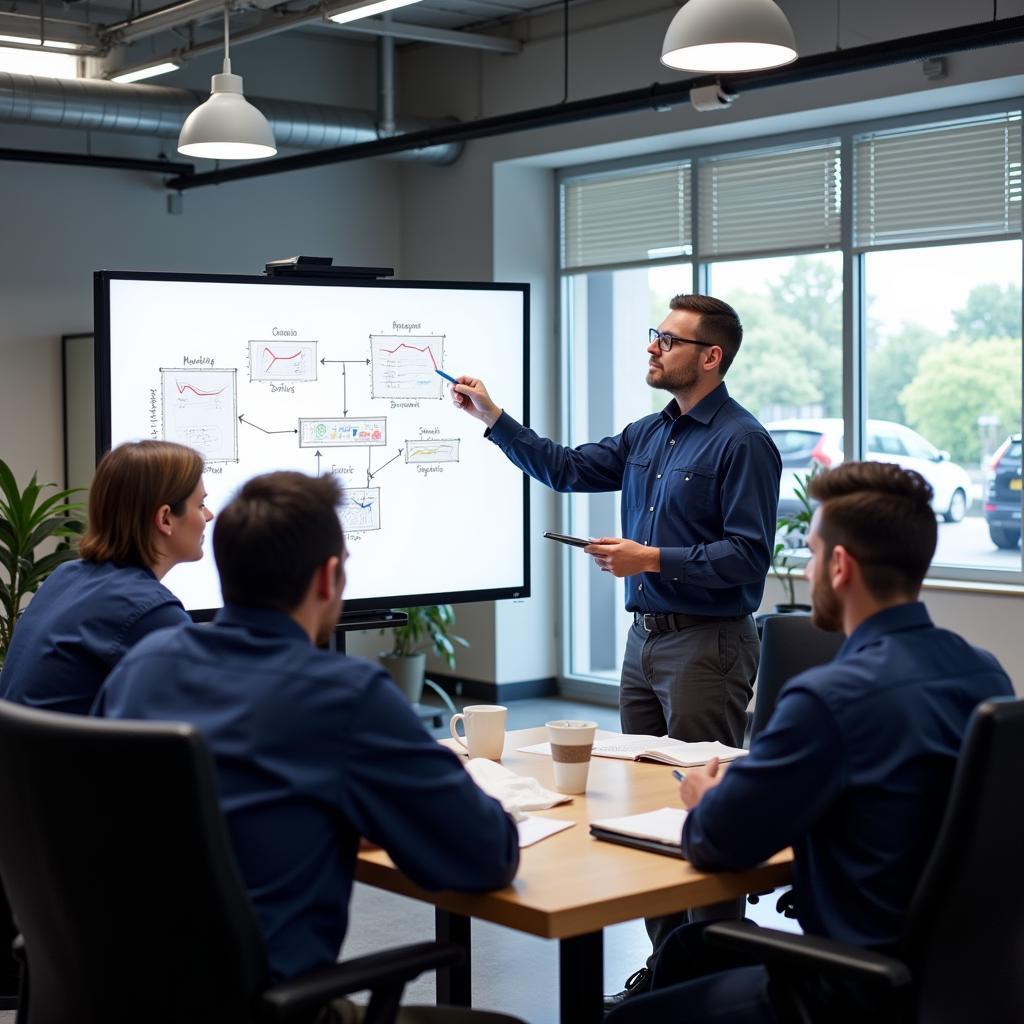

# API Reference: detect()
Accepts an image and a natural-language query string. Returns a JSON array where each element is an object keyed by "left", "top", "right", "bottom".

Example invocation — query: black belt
[{"left": 633, "top": 611, "right": 745, "bottom": 633}]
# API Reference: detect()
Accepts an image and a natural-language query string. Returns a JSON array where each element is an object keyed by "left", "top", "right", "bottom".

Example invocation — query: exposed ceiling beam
[
  {"left": 100, "top": 2, "right": 522, "bottom": 78},
  {"left": 103, "top": 0, "right": 237, "bottom": 44},
  {"left": 325, "top": 16, "right": 522, "bottom": 53},
  {"left": 167, "top": 12, "right": 1024, "bottom": 191},
  {"left": 0, "top": 146, "right": 193, "bottom": 174},
  {"left": 0, "top": 10, "right": 99, "bottom": 50}
]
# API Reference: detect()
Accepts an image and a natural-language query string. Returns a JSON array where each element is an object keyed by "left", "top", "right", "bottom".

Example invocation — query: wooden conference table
[{"left": 356, "top": 727, "right": 793, "bottom": 1024}]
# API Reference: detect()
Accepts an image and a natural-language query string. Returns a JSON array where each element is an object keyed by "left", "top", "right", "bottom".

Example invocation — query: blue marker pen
[
  {"left": 436, "top": 368, "right": 459, "bottom": 385},
  {"left": 672, "top": 769, "right": 686, "bottom": 782}
]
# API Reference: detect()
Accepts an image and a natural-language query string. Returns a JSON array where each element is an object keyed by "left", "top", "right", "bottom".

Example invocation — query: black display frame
[{"left": 94, "top": 269, "right": 530, "bottom": 620}]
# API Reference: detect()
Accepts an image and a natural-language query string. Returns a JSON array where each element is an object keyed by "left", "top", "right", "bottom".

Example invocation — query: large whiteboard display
[{"left": 95, "top": 272, "right": 529, "bottom": 616}]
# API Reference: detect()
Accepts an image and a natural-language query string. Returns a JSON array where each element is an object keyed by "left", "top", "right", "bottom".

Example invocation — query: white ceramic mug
[
  {"left": 546, "top": 719, "right": 598, "bottom": 794},
  {"left": 450, "top": 705, "right": 508, "bottom": 760}
]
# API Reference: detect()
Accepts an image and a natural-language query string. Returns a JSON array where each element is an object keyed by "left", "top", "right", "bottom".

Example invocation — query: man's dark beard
[
  {"left": 811, "top": 569, "right": 843, "bottom": 633},
  {"left": 646, "top": 361, "right": 699, "bottom": 392}
]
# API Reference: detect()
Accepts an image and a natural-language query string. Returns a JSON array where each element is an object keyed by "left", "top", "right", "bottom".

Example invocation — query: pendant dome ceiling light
[
  {"left": 661, "top": 0, "right": 798, "bottom": 74},
  {"left": 177, "top": 3, "right": 276, "bottom": 160}
]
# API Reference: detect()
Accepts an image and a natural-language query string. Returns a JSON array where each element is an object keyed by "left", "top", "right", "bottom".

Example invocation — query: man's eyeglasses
[{"left": 648, "top": 328, "right": 716, "bottom": 352}]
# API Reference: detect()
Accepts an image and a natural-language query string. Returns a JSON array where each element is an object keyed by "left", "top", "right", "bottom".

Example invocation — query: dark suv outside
[{"left": 984, "top": 434, "right": 1022, "bottom": 549}]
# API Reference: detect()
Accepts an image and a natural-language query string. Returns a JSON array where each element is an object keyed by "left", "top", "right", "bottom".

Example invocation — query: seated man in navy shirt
[
  {"left": 94, "top": 471, "right": 520, "bottom": 995},
  {"left": 607, "top": 461, "right": 1013, "bottom": 1024}
]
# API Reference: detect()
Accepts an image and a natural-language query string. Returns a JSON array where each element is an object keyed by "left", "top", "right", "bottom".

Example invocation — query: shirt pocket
[
  {"left": 669, "top": 465, "right": 717, "bottom": 515},
  {"left": 623, "top": 457, "right": 651, "bottom": 509}
]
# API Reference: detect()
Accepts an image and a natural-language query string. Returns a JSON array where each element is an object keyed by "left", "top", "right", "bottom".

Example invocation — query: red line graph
[
  {"left": 379, "top": 342, "right": 439, "bottom": 369},
  {"left": 262, "top": 346, "right": 303, "bottom": 369},
  {"left": 175, "top": 381, "right": 226, "bottom": 397}
]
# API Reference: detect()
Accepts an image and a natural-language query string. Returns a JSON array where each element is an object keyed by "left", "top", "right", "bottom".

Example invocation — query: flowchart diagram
[{"left": 154, "top": 327, "right": 463, "bottom": 537}]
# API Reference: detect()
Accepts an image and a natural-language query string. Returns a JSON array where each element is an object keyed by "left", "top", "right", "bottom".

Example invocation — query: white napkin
[{"left": 464, "top": 757, "right": 572, "bottom": 819}]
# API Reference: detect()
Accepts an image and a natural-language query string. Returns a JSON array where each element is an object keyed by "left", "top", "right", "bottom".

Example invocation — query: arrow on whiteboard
[
  {"left": 368, "top": 448, "right": 403, "bottom": 482},
  {"left": 314, "top": 449, "right": 323, "bottom": 477},
  {"left": 342, "top": 365, "right": 348, "bottom": 416},
  {"left": 320, "top": 357, "right": 370, "bottom": 365},
  {"left": 238, "top": 414, "right": 298, "bottom": 435}
]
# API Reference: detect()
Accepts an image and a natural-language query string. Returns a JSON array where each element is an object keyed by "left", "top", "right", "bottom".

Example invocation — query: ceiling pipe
[
  {"left": 0, "top": 71, "right": 461, "bottom": 163},
  {"left": 378, "top": 22, "right": 396, "bottom": 135},
  {"left": 166, "top": 13, "right": 1024, "bottom": 192}
]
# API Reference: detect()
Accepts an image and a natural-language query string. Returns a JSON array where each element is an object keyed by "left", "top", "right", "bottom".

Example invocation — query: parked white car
[{"left": 766, "top": 418, "right": 973, "bottom": 523}]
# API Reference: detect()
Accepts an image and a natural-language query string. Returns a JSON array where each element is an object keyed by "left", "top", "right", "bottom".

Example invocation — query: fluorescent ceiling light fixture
[
  {"left": 661, "top": 0, "right": 797, "bottom": 73},
  {"left": 177, "top": 5, "right": 275, "bottom": 160},
  {"left": 327, "top": 0, "right": 424, "bottom": 27},
  {"left": 0, "top": 34, "right": 81, "bottom": 50},
  {"left": 109, "top": 60, "right": 181, "bottom": 84}
]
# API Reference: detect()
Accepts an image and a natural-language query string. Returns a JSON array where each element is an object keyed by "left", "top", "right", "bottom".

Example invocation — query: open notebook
[{"left": 591, "top": 735, "right": 747, "bottom": 768}]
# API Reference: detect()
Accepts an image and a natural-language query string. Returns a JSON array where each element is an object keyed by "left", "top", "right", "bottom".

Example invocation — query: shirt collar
[
  {"left": 660, "top": 381, "right": 730, "bottom": 426},
  {"left": 837, "top": 601, "right": 933, "bottom": 659},
  {"left": 213, "top": 604, "right": 310, "bottom": 643}
]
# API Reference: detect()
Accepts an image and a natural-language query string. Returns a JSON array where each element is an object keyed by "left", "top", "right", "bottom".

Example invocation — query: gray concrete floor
[{"left": 0, "top": 694, "right": 797, "bottom": 1024}]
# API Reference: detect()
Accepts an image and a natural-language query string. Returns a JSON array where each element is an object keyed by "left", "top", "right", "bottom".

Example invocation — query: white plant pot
[{"left": 379, "top": 652, "right": 427, "bottom": 704}]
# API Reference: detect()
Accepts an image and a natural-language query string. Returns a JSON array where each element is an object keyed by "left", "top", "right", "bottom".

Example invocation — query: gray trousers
[{"left": 618, "top": 615, "right": 759, "bottom": 967}]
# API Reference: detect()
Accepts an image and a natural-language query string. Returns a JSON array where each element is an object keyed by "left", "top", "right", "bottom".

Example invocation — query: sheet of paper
[
  {"left": 463, "top": 755, "right": 573, "bottom": 814},
  {"left": 517, "top": 729, "right": 621, "bottom": 755},
  {"left": 589, "top": 806, "right": 687, "bottom": 844},
  {"left": 517, "top": 816, "right": 575, "bottom": 848}
]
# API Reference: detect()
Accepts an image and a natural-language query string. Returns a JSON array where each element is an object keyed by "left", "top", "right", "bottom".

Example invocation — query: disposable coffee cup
[
  {"left": 450, "top": 705, "right": 508, "bottom": 760},
  {"left": 546, "top": 719, "right": 598, "bottom": 794}
]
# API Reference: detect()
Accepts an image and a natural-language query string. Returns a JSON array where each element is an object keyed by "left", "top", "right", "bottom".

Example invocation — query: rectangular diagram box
[
  {"left": 371, "top": 334, "right": 445, "bottom": 400},
  {"left": 299, "top": 417, "right": 386, "bottom": 448},
  {"left": 161, "top": 367, "right": 238, "bottom": 462},
  {"left": 249, "top": 339, "right": 318, "bottom": 382},
  {"left": 405, "top": 439, "right": 460, "bottom": 464},
  {"left": 341, "top": 487, "right": 381, "bottom": 532}
]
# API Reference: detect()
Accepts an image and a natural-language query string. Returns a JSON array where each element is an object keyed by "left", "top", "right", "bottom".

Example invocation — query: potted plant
[
  {"left": 0, "top": 459, "right": 85, "bottom": 666},
  {"left": 379, "top": 604, "right": 468, "bottom": 704},
  {"left": 771, "top": 467, "right": 816, "bottom": 613}
]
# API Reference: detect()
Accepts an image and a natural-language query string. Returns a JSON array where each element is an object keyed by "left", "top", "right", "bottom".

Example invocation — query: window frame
[{"left": 556, "top": 98, "right": 1024, "bottom": 689}]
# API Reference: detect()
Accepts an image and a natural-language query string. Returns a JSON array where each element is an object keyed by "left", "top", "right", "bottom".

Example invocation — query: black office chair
[
  {"left": 707, "top": 697, "right": 1024, "bottom": 1024},
  {"left": 0, "top": 876, "right": 18, "bottom": 1010},
  {"left": 749, "top": 614, "right": 844, "bottom": 741},
  {"left": 0, "top": 699, "right": 464, "bottom": 1024}
]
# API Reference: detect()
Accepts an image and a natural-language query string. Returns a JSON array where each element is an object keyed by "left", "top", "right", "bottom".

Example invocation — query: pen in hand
[{"left": 672, "top": 769, "right": 686, "bottom": 782}]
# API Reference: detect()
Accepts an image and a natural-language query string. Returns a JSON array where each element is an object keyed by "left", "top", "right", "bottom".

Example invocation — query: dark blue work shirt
[
  {"left": 682, "top": 603, "right": 1013, "bottom": 947},
  {"left": 0, "top": 559, "right": 188, "bottom": 715},
  {"left": 487, "top": 383, "right": 781, "bottom": 616},
  {"left": 93, "top": 605, "right": 520, "bottom": 981}
]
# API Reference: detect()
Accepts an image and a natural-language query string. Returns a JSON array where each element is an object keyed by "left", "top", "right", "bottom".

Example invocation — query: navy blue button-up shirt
[
  {"left": 0, "top": 559, "right": 188, "bottom": 715},
  {"left": 488, "top": 383, "right": 781, "bottom": 616},
  {"left": 93, "top": 605, "right": 520, "bottom": 981},
  {"left": 682, "top": 603, "right": 1013, "bottom": 947}
]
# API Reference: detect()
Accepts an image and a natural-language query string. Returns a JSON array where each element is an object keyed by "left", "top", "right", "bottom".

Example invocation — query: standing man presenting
[
  {"left": 451, "top": 294, "right": 781, "bottom": 1001},
  {"left": 451, "top": 294, "right": 780, "bottom": 749}
]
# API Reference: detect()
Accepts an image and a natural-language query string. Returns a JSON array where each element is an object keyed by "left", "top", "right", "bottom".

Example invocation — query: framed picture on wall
[{"left": 61, "top": 332, "right": 95, "bottom": 493}]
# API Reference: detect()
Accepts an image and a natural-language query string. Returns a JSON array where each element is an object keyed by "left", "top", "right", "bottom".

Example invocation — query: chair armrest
[
  {"left": 258, "top": 941, "right": 463, "bottom": 1021},
  {"left": 704, "top": 922, "right": 912, "bottom": 991}
]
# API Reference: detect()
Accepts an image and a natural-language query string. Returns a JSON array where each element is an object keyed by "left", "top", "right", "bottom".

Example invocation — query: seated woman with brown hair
[{"left": 0, "top": 440, "right": 212, "bottom": 715}]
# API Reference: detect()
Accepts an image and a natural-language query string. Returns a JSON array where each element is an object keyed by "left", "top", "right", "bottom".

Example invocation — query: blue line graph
[{"left": 340, "top": 487, "right": 380, "bottom": 532}]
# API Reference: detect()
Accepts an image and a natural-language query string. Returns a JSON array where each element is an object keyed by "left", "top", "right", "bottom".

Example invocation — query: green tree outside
[
  {"left": 951, "top": 282, "right": 1022, "bottom": 342},
  {"left": 867, "top": 322, "right": 943, "bottom": 423},
  {"left": 901, "top": 336, "right": 1022, "bottom": 465}
]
